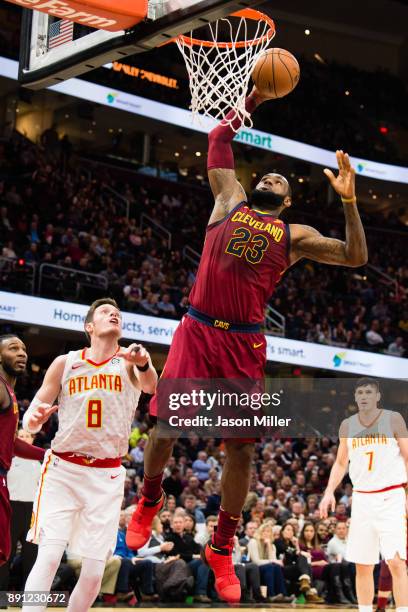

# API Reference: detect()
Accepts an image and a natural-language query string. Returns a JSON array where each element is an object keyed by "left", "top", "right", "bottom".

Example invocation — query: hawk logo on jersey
[{"left": 111, "top": 358, "right": 120, "bottom": 365}]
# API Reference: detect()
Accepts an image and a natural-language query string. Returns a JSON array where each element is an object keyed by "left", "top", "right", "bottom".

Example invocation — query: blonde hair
[{"left": 254, "top": 522, "right": 275, "bottom": 561}]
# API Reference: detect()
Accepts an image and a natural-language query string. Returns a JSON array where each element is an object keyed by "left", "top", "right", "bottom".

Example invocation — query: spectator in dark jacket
[{"left": 165, "top": 514, "right": 211, "bottom": 603}]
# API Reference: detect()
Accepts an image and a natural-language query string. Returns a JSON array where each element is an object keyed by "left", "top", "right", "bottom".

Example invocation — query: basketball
[{"left": 252, "top": 48, "right": 300, "bottom": 99}]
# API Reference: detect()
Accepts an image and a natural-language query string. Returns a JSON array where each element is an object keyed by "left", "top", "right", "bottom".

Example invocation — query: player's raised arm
[
  {"left": 207, "top": 87, "right": 267, "bottom": 225},
  {"left": 22, "top": 354, "right": 66, "bottom": 433},
  {"left": 290, "top": 150, "right": 368, "bottom": 267},
  {"left": 319, "top": 419, "right": 349, "bottom": 518}
]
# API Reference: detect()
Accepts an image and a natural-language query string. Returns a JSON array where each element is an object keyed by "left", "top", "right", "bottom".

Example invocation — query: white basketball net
[{"left": 176, "top": 11, "right": 275, "bottom": 132}]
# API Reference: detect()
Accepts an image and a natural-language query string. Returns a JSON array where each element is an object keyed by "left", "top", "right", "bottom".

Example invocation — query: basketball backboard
[{"left": 18, "top": 0, "right": 264, "bottom": 89}]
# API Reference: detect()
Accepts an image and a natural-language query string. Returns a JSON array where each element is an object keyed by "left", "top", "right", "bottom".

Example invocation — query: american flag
[{"left": 48, "top": 19, "right": 74, "bottom": 49}]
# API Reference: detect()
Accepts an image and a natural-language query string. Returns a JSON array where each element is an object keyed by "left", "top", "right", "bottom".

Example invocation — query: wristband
[
  {"left": 23, "top": 396, "right": 45, "bottom": 434},
  {"left": 341, "top": 196, "right": 357, "bottom": 204},
  {"left": 136, "top": 362, "right": 150, "bottom": 372}
]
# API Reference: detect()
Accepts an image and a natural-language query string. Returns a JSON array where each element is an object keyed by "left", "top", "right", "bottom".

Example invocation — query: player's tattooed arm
[{"left": 289, "top": 216, "right": 367, "bottom": 267}]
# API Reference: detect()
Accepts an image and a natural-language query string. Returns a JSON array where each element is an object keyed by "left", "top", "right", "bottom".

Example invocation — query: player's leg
[
  {"left": 218, "top": 440, "right": 255, "bottom": 540},
  {"left": 65, "top": 462, "right": 125, "bottom": 610},
  {"left": 385, "top": 555, "right": 408, "bottom": 610},
  {"left": 23, "top": 453, "right": 80, "bottom": 610},
  {"left": 346, "top": 491, "right": 380, "bottom": 611},
  {"left": 378, "top": 488, "right": 408, "bottom": 610},
  {"left": 355, "top": 564, "right": 376, "bottom": 609},
  {"left": 66, "top": 557, "right": 106, "bottom": 612},
  {"left": 0, "top": 474, "right": 12, "bottom": 567},
  {"left": 128, "top": 317, "right": 206, "bottom": 550},
  {"left": 205, "top": 440, "right": 254, "bottom": 603},
  {"left": 377, "top": 560, "right": 393, "bottom": 612},
  {"left": 203, "top": 330, "right": 264, "bottom": 603},
  {"left": 22, "top": 540, "right": 66, "bottom": 612}
]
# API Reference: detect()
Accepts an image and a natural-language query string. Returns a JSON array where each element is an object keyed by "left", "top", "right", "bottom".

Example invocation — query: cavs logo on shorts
[{"left": 214, "top": 319, "right": 230, "bottom": 330}]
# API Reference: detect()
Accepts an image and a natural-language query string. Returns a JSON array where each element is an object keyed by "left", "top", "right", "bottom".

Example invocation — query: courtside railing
[
  {"left": 140, "top": 213, "right": 172, "bottom": 250},
  {"left": 182, "top": 245, "right": 201, "bottom": 268},
  {"left": 102, "top": 183, "right": 130, "bottom": 219},
  {"left": 265, "top": 305, "right": 286, "bottom": 337},
  {"left": 38, "top": 264, "right": 108, "bottom": 302}
]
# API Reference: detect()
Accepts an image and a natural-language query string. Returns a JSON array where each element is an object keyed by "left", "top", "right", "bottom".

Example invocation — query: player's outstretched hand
[
  {"left": 319, "top": 491, "right": 336, "bottom": 518},
  {"left": 117, "top": 343, "right": 150, "bottom": 367},
  {"left": 30, "top": 403, "right": 58, "bottom": 428},
  {"left": 323, "top": 150, "right": 356, "bottom": 200}
]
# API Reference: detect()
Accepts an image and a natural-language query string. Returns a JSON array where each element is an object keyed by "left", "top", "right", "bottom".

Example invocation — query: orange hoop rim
[{"left": 175, "top": 8, "right": 275, "bottom": 49}]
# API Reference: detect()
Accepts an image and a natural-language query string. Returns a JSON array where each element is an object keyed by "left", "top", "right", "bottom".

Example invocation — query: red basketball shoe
[
  {"left": 204, "top": 536, "right": 241, "bottom": 603},
  {"left": 126, "top": 491, "right": 165, "bottom": 550}
]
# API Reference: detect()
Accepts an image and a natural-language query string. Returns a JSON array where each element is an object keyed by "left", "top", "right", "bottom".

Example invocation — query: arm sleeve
[
  {"left": 22, "top": 396, "right": 43, "bottom": 434},
  {"left": 207, "top": 93, "right": 260, "bottom": 170},
  {"left": 14, "top": 438, "right": 45, "bottom": 461},
  {"left": 137, "top": 543, "right": 162, "bottom": 558}
]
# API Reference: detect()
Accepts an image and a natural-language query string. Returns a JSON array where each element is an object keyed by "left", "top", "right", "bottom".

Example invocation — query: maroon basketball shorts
[
  {"left": 149, "top": 313, "right": 267, "bottom": 438},
  {"left": 0, "top": 469, "right": 11, "bottom": 565}
]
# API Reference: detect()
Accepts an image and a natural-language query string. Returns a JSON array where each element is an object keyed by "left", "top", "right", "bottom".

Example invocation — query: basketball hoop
[{"left": 174, "top": 9, "right": 275, "bottom": 131}]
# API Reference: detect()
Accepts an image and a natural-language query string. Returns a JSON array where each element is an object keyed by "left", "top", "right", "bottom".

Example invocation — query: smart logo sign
[
  {"left": 234, "top": 129, "right": 273, "bottom": 151},
  {"left": 333, "top": 351, "right": 372, "bottom": 372},
  {"left": 106, "top": 92, "right": 117, "bottom": 104}
]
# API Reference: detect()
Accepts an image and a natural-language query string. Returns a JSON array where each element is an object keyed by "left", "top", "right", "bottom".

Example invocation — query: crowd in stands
[{"left": 1, "top": 129, "right": 407, "bottom": 357}]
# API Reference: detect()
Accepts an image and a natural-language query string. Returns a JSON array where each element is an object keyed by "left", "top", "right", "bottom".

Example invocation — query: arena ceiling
[{"left": 259, "top": 0, "right": 408, "bottom": 42}]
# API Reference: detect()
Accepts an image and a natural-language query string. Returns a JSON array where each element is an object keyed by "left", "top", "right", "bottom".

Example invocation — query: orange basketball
[{"left": 252, "top": 48, "right": 300, "bottom": 99}]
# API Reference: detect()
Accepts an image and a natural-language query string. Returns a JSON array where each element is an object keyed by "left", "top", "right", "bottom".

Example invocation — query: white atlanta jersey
[
  {"left": 52, "top": 349, "right": 140, "bottom": 459},
  {"left": 346, "top": 409, "right": 407, "bottom": 492}
]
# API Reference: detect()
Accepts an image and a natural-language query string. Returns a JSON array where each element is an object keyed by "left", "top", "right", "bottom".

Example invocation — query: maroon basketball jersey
[
  {"left": 189, "top": 202, "right": 290, "bottom": 323},
  {"left": 0, "top": 375, "right": 18, "bottom": 471}
]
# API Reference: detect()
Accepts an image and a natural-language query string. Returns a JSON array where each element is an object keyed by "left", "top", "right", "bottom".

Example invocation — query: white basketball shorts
[
  {"left": 27, "top": 450, "right": 125, "bottom": 561},
  {"left": 346, "top": 486, "right": 407, "bottom": 564}
]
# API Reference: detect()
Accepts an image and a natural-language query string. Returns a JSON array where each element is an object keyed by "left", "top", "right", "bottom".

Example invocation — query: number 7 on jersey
[{"left": 365, "top": 451, "right": 374, "bottom": 471}]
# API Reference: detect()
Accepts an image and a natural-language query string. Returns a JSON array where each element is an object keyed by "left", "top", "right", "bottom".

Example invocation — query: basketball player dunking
[
  {"left": 320, "top": 377, "right": 408, "bottom": 612},
  {"left": 22, "top": 298, "right": 157, "bottom": 612},
  {"left": 126, "top": 87, "right": 368, "bottom": 603},
  {"left": 0, "top": 335, "right": 45, "bottom": 568}
]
